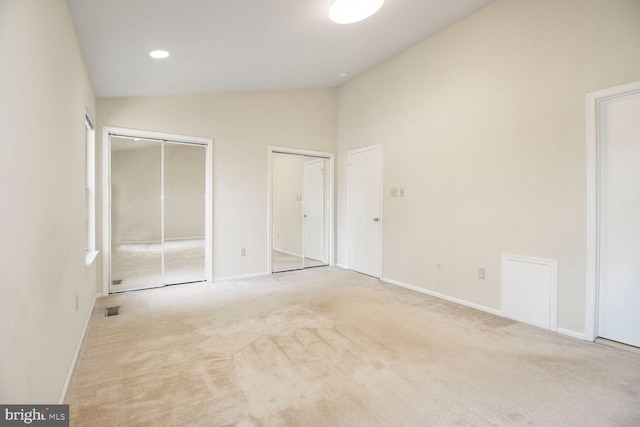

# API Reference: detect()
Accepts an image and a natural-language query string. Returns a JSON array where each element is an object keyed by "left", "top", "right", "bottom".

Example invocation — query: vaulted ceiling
[{"left": 68, "top": 0, "right": 494, "bottom": 97}]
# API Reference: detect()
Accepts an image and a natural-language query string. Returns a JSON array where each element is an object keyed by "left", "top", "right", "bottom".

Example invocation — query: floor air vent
[
  {"left": 112, "top": 279, "right": 123, "bottom": 285},
  {"left": 105, "top": 306, "right": 120, "bottom": 317}
]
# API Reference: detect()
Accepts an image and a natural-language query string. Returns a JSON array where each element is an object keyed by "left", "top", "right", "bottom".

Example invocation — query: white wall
[
  {"left": 0, "top": 0, "right": 97, "bottom": 403},
  {"left": 97, "top": 89, "right": 336, "bottom": 280},
  {"left": 336, "top": 0, "right": 640, "bottom": 334}
]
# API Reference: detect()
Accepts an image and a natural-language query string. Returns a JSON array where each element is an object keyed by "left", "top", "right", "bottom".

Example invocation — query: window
[{"left": 85, "top": 114, "right": 97, "bottom": 265}]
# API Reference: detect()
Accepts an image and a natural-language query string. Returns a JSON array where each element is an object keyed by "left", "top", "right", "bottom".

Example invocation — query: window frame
[{"left": 85, "top": 113, "right": 98, "bottom": 267}]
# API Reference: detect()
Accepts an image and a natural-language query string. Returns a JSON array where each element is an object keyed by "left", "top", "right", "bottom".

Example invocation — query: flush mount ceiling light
[
  {"left": 329, "top": 0, "right": 384, "bottom": 24},
  {"left": 149, "top": 49, "right": 170, "bottom": 59}
]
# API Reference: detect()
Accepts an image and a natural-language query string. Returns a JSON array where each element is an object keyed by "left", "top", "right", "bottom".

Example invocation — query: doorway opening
[
  {"left": 268, "top": 147, "right": 334, "bottom": 273},
  {"left": 102, "top": 127, "right": 213, "bottom": 294}
]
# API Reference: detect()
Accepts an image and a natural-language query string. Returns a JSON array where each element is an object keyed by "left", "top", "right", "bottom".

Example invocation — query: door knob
[{"left": 373, "top": 217, "right": 379, "bottom": 222}]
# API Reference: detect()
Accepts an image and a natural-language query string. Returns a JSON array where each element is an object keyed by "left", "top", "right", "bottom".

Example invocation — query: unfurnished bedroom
[{"left": 1, "top": 0, "right": 640, "bottom": 425}]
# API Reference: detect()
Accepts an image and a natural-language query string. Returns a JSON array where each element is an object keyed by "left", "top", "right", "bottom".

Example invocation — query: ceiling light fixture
[
  {"left": 329, "top": 0, "right": 384, "bottom": 24},
  {"left": 149, "top": 50, "right": 170, "bottom": 59}
]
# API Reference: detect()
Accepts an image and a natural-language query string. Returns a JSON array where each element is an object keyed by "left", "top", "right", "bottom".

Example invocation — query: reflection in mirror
[
  {"left": 111, "top": 137, "right": 163, "bottom": 291},
  {"left": 272, "top": 153, "right": 304, "bottom": 272},
  {"left": 271, "top": 152, "right": 329, "bottom": 272},
  {"left": 303, "top": 156, "right": 328, "bottom": 268},
  {"left": 163, "top": 142, "right": 206, "bottom": 285},
  {"left": 110, "top": 136, "right": 208, "bottom": 292}
]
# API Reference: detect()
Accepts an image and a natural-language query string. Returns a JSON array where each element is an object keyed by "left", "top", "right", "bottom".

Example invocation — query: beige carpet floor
[{"left": 66, "top": 267, "right": 640, "bottom": 426}]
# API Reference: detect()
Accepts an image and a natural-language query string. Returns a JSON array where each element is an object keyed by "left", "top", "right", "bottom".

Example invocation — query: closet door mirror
[
  {"left": 109, "top": 135, "right": 209, "bottom": 293},
  {"left": 303, "top": 156, "right": 329, "bottom": 268},
  {"left": 271, "top": 152, "right": 330, "bottom": 273},
  {"left": 272, "top": 152, "right": 304, "bottom": 272},
  {"left": 110, "top": 137, "right": 163, "bottom": 291},
  {"left": 163, "top": 142, "right": 207, "bottom": 285}
]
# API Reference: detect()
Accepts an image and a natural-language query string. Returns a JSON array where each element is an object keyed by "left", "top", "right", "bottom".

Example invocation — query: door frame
[
  {"left": 585, "top": 80, "right": 640, "bottom": 341},
  {"left": 267, "top": 146, "right": 334, "bottom": 274},
  {"left": 347, "top": 144, "right": 383, "bottom": 278},
  {"left": 102, "top": 126, "right": 213, "bottom": 295}
]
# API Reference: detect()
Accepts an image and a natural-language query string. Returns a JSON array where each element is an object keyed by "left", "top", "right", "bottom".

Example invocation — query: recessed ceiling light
[
  {"left": 149, "top": 50, "right": 170, "bottom": 59},
  {"left": 329, "top": 0, "right": 384, "bottom": 24},
  {"left": 339, "top": 72, "right": 351, "bottom": 78}
]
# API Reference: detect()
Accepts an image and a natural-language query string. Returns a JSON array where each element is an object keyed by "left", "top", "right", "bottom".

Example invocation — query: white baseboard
[
  {"left": 59, "top": 293, "right": 98, "bottom": 404},
  {"left": 164, "top": 236, "right": 205, "bottom": 242},
  {"left": 383, "top": 277, "right": 590, "bottom": 341},
  {"left": 116, "top": 237, "right": 205, "bottom": 245},
  {"left": 557, "top": 327, "right": 587, "bottom": 341},
  {"left": 116, "top": 240, "right": 162, "bottom": 245},
  {"left": 213, "top": 271, "right": 270, "bottom": 282},
  {"left": 382, "top": 277, "right": 502, "bottom": 316},
  {"left": 272, "top": 248, "right": 303, "bottom": 258}
]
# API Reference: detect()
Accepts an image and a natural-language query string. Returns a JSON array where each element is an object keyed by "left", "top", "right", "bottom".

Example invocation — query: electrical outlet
[
  {"left": 241, "top": 248, "right": 246, "bottom": 256},
  {"left": 436, "top": 263, "right": 442, "bottom": 270},
  {"left": 478, "top": 268, "right": 485, "bottom": 280},
  {"left": 399, "top": 188, "right": 405, "bottom": 198},
  {"left": 390, "top": 188, "right": 398, "bottom": 198}
]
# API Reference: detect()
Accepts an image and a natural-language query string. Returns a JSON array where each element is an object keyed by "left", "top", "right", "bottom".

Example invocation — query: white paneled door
[
  {"left": 348, "top": 146, "right": 382, "bottom": 278},
  {"left": 598, "top": 90, "right": 640, "bottom": 347}
]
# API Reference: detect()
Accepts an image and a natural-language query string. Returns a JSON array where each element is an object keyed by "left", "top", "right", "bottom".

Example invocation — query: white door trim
[
  {"left": 267, "top": 146, "right": 334, "bottom": 274},
  {"left": 347, "top": 144, "right": 383, "bottom": 278},
  {"left": 585, "top": 80, "right": 640, "bottom": 341},
  {"left": 102, "top": 126, "right": 213, "bottom": 296}
]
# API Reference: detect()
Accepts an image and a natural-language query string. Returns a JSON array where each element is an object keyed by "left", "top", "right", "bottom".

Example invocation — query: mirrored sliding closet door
[
  {"left": 271, "top": 152, "right": 330, "bottom": 273},
  {"left": 110, "top": 135, "right": 207, "bottom": 292}
]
